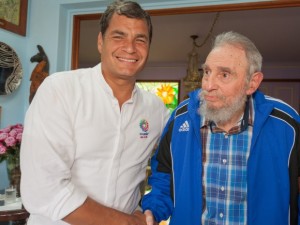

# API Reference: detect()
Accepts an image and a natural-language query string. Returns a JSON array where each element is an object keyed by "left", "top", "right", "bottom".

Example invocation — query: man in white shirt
[{"left": 20, "top": 1, "right": 169, "bottom": 224}]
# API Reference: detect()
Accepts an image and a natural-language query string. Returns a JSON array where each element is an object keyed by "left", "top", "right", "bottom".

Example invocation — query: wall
[
  {"left": 0, "top": 0, "right": 293, "bottom": 189},
  {"left": 0, "top": 9, "right": 31, "bottom": 189}
]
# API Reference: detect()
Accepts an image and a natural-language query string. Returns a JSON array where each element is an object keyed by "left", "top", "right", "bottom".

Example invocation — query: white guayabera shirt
[{"left": 20, "top": 63, "right": 169, "bottom": 225}]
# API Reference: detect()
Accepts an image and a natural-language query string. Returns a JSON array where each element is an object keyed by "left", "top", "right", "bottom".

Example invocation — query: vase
[{"left": 6, "top": 156, "right": 21, "bottom": 197}]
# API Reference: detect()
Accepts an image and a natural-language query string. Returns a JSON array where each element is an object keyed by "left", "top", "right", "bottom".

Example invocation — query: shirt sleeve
[{"left": 20, "top": 77, "right": 87, "bottom": 221}]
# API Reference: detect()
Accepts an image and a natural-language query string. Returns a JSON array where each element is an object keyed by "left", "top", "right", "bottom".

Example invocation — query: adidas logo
[{"left": 179, "top": 120, "right": 189, "bottom": 132}]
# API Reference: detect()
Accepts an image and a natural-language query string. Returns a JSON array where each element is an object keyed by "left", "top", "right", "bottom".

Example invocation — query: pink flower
[
  {"left": 16, "top": 133, "right": 22, "bottom": 142},
  {"left": 4, "top": 136, "right": 17, "bottom": 147},
  {"left": 0, "top": 124, "right": 23, "bottom": 163},
  {"left": 14, "top": 128, "right": 23, "bottom": 133},
  {"left": 0, "top": 132, "right": 8, "bottom": 141},
  {"left": 13, "top": 124, "right": 23, "bottom": 129},
  {"left": 0, "top": 126, "right": 12, "bottom": 133},
  {"left": 0, "top": 143, "right": 7, "bottom": 154},
  {"left": 9, "top": 129, "right": 18, "bottom": 138}
]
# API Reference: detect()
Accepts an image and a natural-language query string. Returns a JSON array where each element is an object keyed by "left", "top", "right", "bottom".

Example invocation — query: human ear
[
  {"left": 97, "top": 32, "right": 104, "bottom": 54},
  {"left": 246, "top": 72, "right": 264, "bottom": 95}
]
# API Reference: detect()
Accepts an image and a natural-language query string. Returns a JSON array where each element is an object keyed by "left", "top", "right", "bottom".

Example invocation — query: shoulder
[
  {"left": 32, "top": 66, "right": 100, "bottom": 107},
  {"left": 46, "top": 66, "right": 97, "bottom": 84},
  {"left": 174, "top": 98, "right": 189, "bottom": 118},
  {"left": 136, "top": 86, "right": 166, "bottom": 108},
  {"left": 254, "top": 90, "right": 300, "bottom": 122},
  {"left": 173, "top": 89, "right": 200, "bottom": 119},
  {"left": 41, "top": 65, "right": 99, "bottom": 91},
  {"left": 136, "top": 86, "right": 170, "bottom": 117}
]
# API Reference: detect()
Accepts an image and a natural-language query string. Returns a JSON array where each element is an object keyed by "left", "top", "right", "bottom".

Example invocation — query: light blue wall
[{"left": 0, "top": 0, "right": 268, "bottom": 190}]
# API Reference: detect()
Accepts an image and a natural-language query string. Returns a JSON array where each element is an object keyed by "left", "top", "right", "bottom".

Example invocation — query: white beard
[{"left": 198, "top": 90, "right": 247, "bottom": 124}]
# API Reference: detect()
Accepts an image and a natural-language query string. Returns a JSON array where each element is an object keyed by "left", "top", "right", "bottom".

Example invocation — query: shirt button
[
  {"left": 222, "top": 159, "right": 227, "bottom": 164},
  {"left": 219, "top": 213, "right": 224, "bottom": 218},
  {"left": 221, "top": 186, "right": 225, "bottom": 191}
]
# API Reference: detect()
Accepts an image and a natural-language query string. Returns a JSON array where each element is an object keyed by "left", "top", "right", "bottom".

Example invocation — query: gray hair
[
  {"left": 99, "top": 0, "right": 152, "bottom": 43},
  {"left": 212, "top": 31, "right": 262, "bottom": 80}
]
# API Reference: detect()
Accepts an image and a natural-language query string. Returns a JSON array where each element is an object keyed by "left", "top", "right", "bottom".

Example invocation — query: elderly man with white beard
[{"left": 142, "top": 31, "right": 300, "bottom": 225}]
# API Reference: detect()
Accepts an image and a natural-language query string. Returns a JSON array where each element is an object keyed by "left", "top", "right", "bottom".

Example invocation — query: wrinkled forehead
[{"left": 206, "top": 44, "right": 248, "bottom": 70}]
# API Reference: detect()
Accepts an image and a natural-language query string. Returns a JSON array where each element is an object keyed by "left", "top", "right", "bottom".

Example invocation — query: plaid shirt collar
[{"left": 201, "top": 96, "right": 254, "bottom": 134}]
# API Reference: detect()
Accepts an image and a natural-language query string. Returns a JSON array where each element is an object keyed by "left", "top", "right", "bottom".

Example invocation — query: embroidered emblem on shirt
[
  {"left": 179, "top": 120, "right": 189, "bottom": 132},
  {"left": 139, "top": 119, "right": 149, "bottom": 138}
]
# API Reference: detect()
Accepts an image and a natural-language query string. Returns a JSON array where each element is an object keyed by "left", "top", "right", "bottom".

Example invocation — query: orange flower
[{"left": 156, "top": 84, "right": 175, "bottom": 104}]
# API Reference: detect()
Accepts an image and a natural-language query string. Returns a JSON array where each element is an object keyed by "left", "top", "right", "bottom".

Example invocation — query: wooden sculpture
[{"left": 29, "top": 45, "right": 49, "bottom": 103}]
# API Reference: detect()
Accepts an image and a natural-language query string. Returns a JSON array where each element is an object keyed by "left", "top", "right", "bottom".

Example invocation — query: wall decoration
[
  {"left": 0, "top": 0, "right": 28, "bottom": 36},
  {"left": 136, "top": 80, "right": 180, "bottom": 113},
  {"left": 29, "top": 45, "right": 49, "bottom": 103},
  {"left": 0, "top": 42, "right": 23, "bottom": 95}
]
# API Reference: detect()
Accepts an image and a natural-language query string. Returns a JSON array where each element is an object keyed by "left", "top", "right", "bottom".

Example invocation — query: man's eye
[
  {"left": 203, "top": 70, "right": 210, "bottom": 76},
  {"left": 222, "top": 73, "right": 230, "bottom": 78},
  {"left": 113, "top": 35, "right": 122, "bottom": 40},
  {"left": 136, "top": 38, "right": 147, "bottom": 44},
  {"left": 219, "top": 72, "right": 233, "bottom": 83}
]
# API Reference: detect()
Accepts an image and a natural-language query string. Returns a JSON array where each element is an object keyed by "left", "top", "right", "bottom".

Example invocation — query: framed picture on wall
[
  {"left": 0, "top": 0, "right": 28, "bottom": 36},
  {"left": 136, "top": 80, "right": 180, "bottom": 113}
]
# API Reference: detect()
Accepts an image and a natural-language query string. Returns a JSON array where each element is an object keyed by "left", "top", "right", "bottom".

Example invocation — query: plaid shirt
[{"left": 200, "top": 97, "right": 254, "bottom": 225}]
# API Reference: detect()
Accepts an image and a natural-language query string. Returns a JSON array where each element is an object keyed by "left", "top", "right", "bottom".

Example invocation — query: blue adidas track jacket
[{"left": 142, "top": 90, "right": 300, "bottom": 225}]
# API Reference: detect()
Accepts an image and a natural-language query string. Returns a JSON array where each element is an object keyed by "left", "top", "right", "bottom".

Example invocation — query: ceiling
[{"left": 77, "top": 4, "right": 300, "bottom": 68}]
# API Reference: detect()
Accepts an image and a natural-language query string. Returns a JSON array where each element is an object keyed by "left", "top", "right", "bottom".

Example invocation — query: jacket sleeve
[{"left": 141, "top": 115, "right": 175, "bottom": 223}]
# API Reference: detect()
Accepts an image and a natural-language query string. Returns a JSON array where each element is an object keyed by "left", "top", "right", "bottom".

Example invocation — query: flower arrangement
[{"left": 0, "top": 124, "right": 23, "bottom": 163}]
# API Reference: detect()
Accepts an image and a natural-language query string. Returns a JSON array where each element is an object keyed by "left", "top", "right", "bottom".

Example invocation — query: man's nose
[
  {"left": 123, "top": 39, "right": 136, "bottom": 53},
  {"left": 202, "top": 74, "right": 218, "bottom": 91}
]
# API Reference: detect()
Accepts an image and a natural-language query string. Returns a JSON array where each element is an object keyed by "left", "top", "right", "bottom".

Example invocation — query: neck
[
  {"left": 104, "top": 76, "right": 135, "bottom": 109},
  {"left": 115, "top": 87, "right": 133, "bottom": 109}
]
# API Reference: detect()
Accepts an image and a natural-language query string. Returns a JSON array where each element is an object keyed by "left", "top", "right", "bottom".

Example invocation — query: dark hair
[{"left": 99, "top": 0, "right": 152, "bottom": 43}]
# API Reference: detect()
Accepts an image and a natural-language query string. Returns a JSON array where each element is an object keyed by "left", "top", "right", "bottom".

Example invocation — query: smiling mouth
[{"left": 117, "top": 57, "right": 138, "bottom": 63}]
